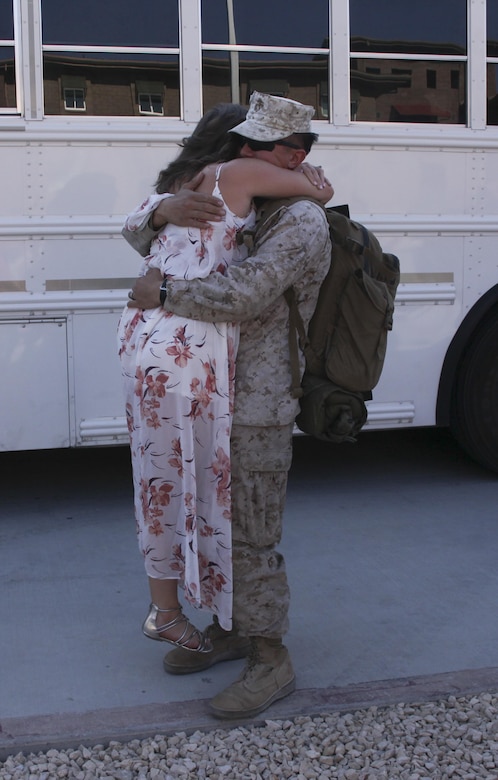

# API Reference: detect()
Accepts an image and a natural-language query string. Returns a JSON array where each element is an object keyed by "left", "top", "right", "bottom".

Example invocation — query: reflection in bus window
[
  {"left": 487, "top": 1, "right": 498, "bottom": 56},
  {"left": 349, "top": 0, "right": 467, "bottom": 124},
  {"left": 487, "top": 3, "right": 498, "bottom": 124},
  {"left": 488, "top": 66, "right": 498, "bottom": 124},
  {"left": 0, "top": 0, "right": 16, "bottom": 113},
  {"left": 350, "top": 0, "right": 466, "bottom": 52},
  {"left": 43, "top": 53, "right": 180, "bottom": 117},
  {"left": 3, "top": 0, "right": 495, "bottom": 125},
  {"left": 0, "top": 47, "right": 15, "bottom": 110},
  {"left": 201, "top": 51, "right": 329, "bottom": 116},
  {"left": 201, "top": 1, "right": 329, "bottom": 112},
  {"left": 41, "top": 0, "right": 179, "bottom": 47},
  {"left": 138, "top": 87, "right": 165, "bottom": 116},
  {"left": 351, "top": 58, "right": 466, "bottom": 124},
  {"left": 0, "top": 1, "right": 14, "bottom": 39},
  {"left": 63, "top": 86, "right": 86, "bottom": 112},
  {"left": 40, "top": 0, "right": 179, "bottom": 116},
  {"left": 201, "top": 0, "right": 327, "bottom": 48}
]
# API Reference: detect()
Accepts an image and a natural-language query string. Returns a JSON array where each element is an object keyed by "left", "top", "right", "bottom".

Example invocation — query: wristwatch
[{"left": 159, "top": 278, "right": 168, "bottom": 307}]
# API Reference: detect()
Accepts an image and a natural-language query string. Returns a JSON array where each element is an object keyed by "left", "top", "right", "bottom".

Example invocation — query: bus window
[
  {"left": 200, "top": 0, "right": 329, "bottom": 113},
  {"left": 349, "top": 0, "right": 467, "bottom": 124},
  {"left": 41, "top": 0, "right": 178, "bottom": 47},
  {"left": 0, "top": 1, "right": 16, "bottom": 113},
  {"left": 0, "top": 46, "right": 16, "bottom": 111},
  {"left": 201, "top": 0, "right": 327, "bottom": 48},
  {"left": 0, "top": 0, "right": 13, "bottom": 40},
  {"left": 487, "top": 2, "right": 498, "bottom": 124},
  {"left": 43, "top": 52, "right": 180, "bottom": 117},
  {"left": 40, "top": 0, "right": 180, "bottom": 117}
]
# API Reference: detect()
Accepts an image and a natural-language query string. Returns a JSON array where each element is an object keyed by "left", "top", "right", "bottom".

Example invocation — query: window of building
[
  {"left": 64, "top": 88, "right": 86, "bottom": 111},
  {"left": 319, "top": 80, "right": 329, "bottom": 119},
  {"left": 61, "top": 76, "right": 86, "bottom": 111},
  {"left": 427, "top": 69, "right": 437, "bottom": 89},
  {"left": 136, "top": 81, "right": 164, "bottom": 115},
  {"left": 138, "top": 93, "right": 163, "bottom": 114}
]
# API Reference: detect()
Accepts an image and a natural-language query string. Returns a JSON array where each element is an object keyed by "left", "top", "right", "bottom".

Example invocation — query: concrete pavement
[{"left": 1, "top": 427, "right": 498, "bottom": 757}]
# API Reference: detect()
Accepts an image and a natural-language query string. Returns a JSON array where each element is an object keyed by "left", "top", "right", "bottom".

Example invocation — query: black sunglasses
[{"left": 243, "top": 138, "right": 303, "bottom": 152}]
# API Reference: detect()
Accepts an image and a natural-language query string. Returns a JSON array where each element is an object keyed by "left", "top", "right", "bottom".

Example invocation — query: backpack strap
[{"left": 284, "top": 286, "right": 309, "bottom": 399}]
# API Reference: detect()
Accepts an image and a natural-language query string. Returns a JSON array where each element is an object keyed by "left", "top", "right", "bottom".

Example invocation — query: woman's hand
[{"left": 299, "top": 163, "right": 333, "bottom": 196}]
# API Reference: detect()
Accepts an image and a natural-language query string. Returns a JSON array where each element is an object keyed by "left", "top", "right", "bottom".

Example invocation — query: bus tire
[{"left": 450, "top": 312, "right": 498, "bottom": 473}]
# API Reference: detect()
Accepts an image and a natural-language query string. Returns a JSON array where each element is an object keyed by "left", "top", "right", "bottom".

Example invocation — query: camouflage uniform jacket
[{"left": 123, "top": 198, "right": 331, "bottom": 427}]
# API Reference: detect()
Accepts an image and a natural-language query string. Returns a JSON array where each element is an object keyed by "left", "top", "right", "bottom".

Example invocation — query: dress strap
[{"left": 215, "top": 163, "right": 224, "bottom": 184}]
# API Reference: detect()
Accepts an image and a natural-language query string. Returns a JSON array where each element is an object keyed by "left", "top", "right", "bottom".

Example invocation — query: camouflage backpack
[{"left": 276, "top": 199, "right": 400, "bottom": 443}]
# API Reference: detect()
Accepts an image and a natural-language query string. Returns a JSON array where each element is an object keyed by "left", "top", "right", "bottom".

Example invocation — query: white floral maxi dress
[{"left": 117, "top": 166, "right": 256, "bottom": 630}]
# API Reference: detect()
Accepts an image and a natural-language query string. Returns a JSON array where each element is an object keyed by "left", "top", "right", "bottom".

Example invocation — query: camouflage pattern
[
  {"left": 229, "top": 90, "right": 315, "bottom": 141},
  {"left": 122, "top": 218, "right": 157, "bottom": 256},
  {"left": 123, "top": 198, "right": 331, "bottom": 637},
  {"left": 164, "top": 199, "right": 332, "bottom": 427},
  {"left": 230, "top": 423, "right": 294, "bottom": 638}
]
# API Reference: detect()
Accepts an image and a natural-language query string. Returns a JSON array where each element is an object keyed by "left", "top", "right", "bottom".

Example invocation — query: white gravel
[{"left": 1, "top": 692, "right": 498, "bottom": 779}]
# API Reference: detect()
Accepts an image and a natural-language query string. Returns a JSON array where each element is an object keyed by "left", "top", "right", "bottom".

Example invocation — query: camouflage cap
[{"left": 229, "top": 91, "right": 315, "bottom": 142}]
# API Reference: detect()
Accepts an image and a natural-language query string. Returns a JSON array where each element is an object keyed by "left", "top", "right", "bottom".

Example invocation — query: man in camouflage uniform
[{"left": 126, "top": 92, "right": 332, "bottom": 719}]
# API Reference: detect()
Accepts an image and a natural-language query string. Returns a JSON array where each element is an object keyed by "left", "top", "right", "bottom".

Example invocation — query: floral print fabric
[{"left": 117, "top": 166, "right": 256, "bottom": 630}]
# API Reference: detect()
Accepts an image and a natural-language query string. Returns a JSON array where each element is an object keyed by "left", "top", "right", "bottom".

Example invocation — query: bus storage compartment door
[{"left": 0, "top": 319, "right": 70, "bottom": 451}]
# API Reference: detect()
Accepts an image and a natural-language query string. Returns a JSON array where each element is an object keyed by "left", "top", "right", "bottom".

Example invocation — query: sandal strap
[{"left": 152, "top": 604, "right": 209, "bottom": 652}]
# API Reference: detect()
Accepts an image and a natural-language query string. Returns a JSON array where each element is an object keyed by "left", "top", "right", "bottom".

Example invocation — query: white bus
[{"left": 1, "top": 0, "right": 497, "bottom": 472}]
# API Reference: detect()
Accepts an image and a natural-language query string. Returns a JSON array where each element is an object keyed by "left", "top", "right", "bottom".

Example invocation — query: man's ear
[{"left": 287, "top": 149, "right": 307, "bottom": 169}]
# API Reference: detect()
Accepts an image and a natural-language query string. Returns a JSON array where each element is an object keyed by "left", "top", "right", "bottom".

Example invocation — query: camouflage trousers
[{"left": 230, "top": 422, "right": 294, "bottom": 639}]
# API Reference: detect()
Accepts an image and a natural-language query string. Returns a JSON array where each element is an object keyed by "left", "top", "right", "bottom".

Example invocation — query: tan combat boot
[
  {"left": 209, "top": 636, "right": 296, "bottom": 719},
  {"left": 163, "top": 616, "right": 250, "bottom": 675}
]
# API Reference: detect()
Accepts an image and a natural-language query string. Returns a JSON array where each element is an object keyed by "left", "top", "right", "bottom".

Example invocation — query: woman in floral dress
[{"left": 118, "top": 103, "right": 332, "bottom": 652}]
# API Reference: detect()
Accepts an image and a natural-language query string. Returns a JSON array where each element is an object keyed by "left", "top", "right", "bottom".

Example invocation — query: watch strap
[{"left": 159, "top": 279, "right": 167, "bottom": 307}]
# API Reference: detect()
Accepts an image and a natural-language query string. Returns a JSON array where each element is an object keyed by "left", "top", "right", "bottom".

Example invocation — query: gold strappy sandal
[{"left": 142, "top": 603, "right": 212, "bottom": 653}]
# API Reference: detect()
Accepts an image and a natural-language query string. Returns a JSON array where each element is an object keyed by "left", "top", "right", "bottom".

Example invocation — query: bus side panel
[
  {"left": 318, "top": 146, "right": 467, "bottom": 215},
  {"left": 39, "top": 144, "right": 176, "bottom": 218},
  {"left": 0, "top": 144, "right": 26, "bottom": 218}
]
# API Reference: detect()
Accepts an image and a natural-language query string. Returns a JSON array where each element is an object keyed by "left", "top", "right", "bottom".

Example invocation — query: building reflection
[{"left": 0, "top": 37, "right": 497, "bottom": 124}]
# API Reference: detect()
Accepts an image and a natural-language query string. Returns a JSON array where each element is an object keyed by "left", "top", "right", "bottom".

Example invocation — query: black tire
[{"left": 450, "top": 312, "right": 498, "bottom": 473}]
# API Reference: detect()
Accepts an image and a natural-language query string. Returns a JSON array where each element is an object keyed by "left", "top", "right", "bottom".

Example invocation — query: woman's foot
[{"left": 142, "top": 603, "right": 212, "bottom": 653}]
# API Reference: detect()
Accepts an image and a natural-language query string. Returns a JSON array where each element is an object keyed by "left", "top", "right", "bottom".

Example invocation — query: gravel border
[
  {"left": 3, "top": 666, "right": 498, "bottom": 761},
  {"left": 1, "top": 692, "right": 498, "bottom": 779}
]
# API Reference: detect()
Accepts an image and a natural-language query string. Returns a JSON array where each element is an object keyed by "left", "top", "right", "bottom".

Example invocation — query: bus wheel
[{"left": 450, "top": 313, "right": 498, "bottom": 473}]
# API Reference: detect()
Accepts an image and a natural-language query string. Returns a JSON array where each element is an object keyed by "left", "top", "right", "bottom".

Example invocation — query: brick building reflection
[{"left": 1, "top": 37, "right": 497, "bottom": 124}]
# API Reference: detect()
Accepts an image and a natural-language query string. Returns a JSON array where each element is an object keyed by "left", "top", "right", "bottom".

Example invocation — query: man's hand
[
  {"left": 151, "top": 172, "right": 226, "bottom": 230},
  {"left": 128, "top": 268, "right": 164, "bottom": 309}
]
